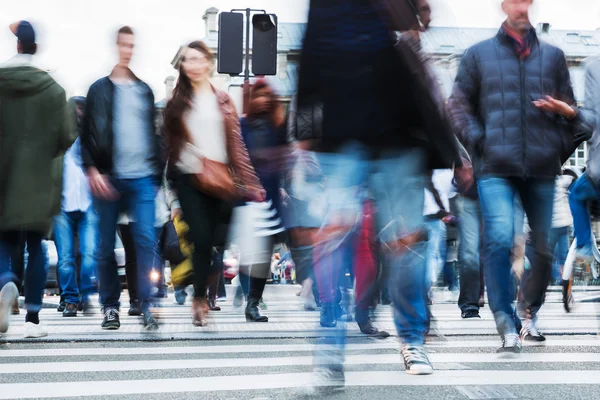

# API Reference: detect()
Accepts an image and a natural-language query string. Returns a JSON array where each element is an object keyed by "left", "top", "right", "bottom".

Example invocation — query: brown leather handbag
[{"left": 192, "top": 157, "right": 237, "bottom": 201}]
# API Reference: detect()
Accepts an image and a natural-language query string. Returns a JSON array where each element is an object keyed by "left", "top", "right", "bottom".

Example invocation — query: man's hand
[
  {"left": 171, "top": 208, "right": 182, "bottom": 221},
  {"left": 86, "top": 167, "right": 118, "bottom": 200},
  {"left": 533, "top": 96, "right": 577, "bottom": 119},
  {"left": 455, "top": 158, "right": 474, "bottom": 192}
]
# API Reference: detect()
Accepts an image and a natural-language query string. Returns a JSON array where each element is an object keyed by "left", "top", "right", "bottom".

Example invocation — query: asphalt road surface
[{"left": 1, "top": 285, "right": 600, "bottom": 399}]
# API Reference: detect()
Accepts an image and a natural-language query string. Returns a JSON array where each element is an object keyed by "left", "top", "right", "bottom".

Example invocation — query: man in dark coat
[
  {"left": 0, "top": 21, "right": 75, "bottom": 338},
  {"left": 448, "top": 0, "right": 594, "bottom": 352}
]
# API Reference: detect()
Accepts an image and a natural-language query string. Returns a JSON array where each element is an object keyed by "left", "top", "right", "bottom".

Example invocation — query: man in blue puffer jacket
[{"left": 448, "top": 0, "right": 594, "bottom": 353}]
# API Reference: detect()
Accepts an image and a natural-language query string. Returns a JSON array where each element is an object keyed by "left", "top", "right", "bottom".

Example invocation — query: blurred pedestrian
[
  {"left": 82, "top": 26, "right": 164, "bottom": 331},
  {"left": 299, "top": 0, "right": 463, "bottom": 382},
  {"left": 449, "top": 0, "right": 594, "bottom": 352},
  {"left": 0, "top": 20, "right": 75, "bottom": 337},
  {"left": 53, "top": 97, "right": 98, "bottom": 317},
  {"left": 238, "top": 79, "right": 288, "bottom": 322},
  {"left": 163, "top": 40, "right": 264, "bottom": 327}
]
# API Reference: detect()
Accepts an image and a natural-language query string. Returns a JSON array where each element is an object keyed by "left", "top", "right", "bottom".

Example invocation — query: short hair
[
  {"left": 19, "top": 42, "right": 36, "bottom": 55},
  {"left": 117, "top": 26, "right": 134, "bottom": 43}
]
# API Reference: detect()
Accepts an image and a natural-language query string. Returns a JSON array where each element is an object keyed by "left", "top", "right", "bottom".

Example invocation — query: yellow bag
[{"left": 170, "top": 215, "right": 194, "bottom": 286}]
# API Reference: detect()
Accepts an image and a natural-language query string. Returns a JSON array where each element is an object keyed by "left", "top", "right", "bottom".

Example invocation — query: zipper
[{"left": 519, "top": 58, "right": 527, "bottom": 179}]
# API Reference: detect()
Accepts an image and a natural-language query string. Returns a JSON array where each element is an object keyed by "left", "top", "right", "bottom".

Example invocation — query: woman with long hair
[
  {"left": 163, "top": 41, "right": 264, "bottom": 327},
  {"left": 236, "top": 79, "right": 288, "bottom": 322}
]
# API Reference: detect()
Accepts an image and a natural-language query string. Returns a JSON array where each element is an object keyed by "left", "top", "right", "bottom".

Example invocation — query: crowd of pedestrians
[{"left": 1, "top": 0, "right": 600, "bottom": 389}]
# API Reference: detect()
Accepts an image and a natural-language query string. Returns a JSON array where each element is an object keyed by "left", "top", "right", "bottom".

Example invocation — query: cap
[{"left": 9, "top": 20, "right": 36, "bottom": 47}]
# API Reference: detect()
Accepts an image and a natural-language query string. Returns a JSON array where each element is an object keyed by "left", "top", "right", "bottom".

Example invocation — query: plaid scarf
[{"left": 502, "top": 22, "right": 534, "bottom": 60}]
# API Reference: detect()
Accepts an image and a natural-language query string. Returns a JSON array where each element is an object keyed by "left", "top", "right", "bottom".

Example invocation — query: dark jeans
[
  {"left": 176, "top": 174, "right": 227, "bottom": 301},
  {"left": 9, "top": 232, "right": 26, "bottom": 295},
  {"left": 456, "top": 196, "right": 482, "bottom": 312},
  {"left": 119, "top": 224, "right": 165, "bottom": 301},
  {"left": 0, "top": 231, "right": 47, "bottom": 312},
  {"left": 94, "top": 176, "right": 159, "bottom": 310},
  {"left": 478, "top": 177, "right": 554, "bottom": 335},
  {"left": 53, "top": 209, "right": 98, "bottom": 304}
]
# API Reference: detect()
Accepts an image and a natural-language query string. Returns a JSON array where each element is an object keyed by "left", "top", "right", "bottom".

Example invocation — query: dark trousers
[{"left": 176, "top": 174, "right": 226, "bottom": 301}]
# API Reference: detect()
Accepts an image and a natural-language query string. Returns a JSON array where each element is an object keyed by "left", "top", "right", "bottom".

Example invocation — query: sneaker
[
  {"left": 143, "top": 310, "right": 159, "bottom": 331},
  {"left": 0, "top": 282, "right": 18, "bottom": 334},
  {"left": 174, "top": 290, "right": 187, "bottom": 305},
  {"left": 312, "top": 366, "right": 345, "bottom": 390},
  {"left": 56, "top": 301, "right": 66, "bottom": 312},
  {"left": 358, "top": 321, "right": 390, "bottom": 338},
  {"left": 128, "top": 300, "right": 143, "bottom": 316},
  {"left": 461, "top": 309, "right": 481, "bottom": 319},
  {"left": 520, "top": 317, "right": 546, "bottom": 342},
  {"left": 497, "top": 333, "right": 522, "bottom": 353},
  {"left": 401, "top": 345, "right": 433, "bottom": 375},
  {"left": 23, "top": 322, "right": 48, "bottom": 338},
  {"left": 63, "top": 303, "right": 78, "bottom": 317},
  {"left": 101, "top": 308, "right": 120, "bottom": 330}
]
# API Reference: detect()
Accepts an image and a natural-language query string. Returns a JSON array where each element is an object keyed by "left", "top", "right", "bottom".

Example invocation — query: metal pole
[{"left": 242, "top": 8, "right": 251, "bottom": 114}]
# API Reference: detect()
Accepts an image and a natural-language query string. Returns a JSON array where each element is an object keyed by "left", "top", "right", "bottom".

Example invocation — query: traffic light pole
[{"left": 231, "top": 8, "right": 266, "bottom": 114}]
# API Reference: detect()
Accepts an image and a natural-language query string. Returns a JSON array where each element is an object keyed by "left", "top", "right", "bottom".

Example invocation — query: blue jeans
[
  {"left": 312, "top": 142, "right": 428, "bottom": 348},
  {"left": 0, "top": 232, "right": 47, "bottom": 312},
  {"left": 94, "top": 176, "right": 159, "bottom": 310},
  {"left": 425, "top": 219, "right": 446, "bottom": 290},
  {"left": 53, "top": 208, "right": 98, "bottom": 304},
  {"left": 456, "top": 196, "right": 482, "bottom": 312},
  {"left": 569, "top": 172, "right": 599, "bottom": 251},
  {"left": 478, "top": 177, "right": 554, "bottom": 335}
]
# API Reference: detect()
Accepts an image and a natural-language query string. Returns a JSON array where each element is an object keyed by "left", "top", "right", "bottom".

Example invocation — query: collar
[
  {"left": 1, "top": 53, "right": 34, "bottom": 68},
  {"left": 498, "top": 22, "right": 536, "bottom": 44}
]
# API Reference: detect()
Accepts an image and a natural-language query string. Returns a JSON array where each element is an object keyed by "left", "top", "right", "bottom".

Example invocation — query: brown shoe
[
  {"left": 11, "top": 299, "right": 19, "bottom": 315},
  {"left": 192, "top": 298, "right": 208, "bottom": 327}
]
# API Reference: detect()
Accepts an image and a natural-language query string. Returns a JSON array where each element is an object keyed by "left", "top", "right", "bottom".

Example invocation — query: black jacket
[
  {"left": 81, "top": 76, "right": 163, "bottom": 176},
  {"left": 449, "top": 27, "right": 593, "bottom": 179},
  {"left": 287, "top": 93, "right": 323, "bottom": 143}
]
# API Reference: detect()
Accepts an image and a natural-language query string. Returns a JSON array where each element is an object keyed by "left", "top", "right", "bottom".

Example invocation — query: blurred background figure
[
  {"left": 237, "top": 79, "right": 288, "bottom": 322},
  {"left": 82, "top": 26, "right": 163, "bottom": 331},
  {"left": 53, "top": 97, "right": 97, "bottom": 317},
  {"left": 163, "top": 41, "right": 264, "bottom": 328},
  {"left": 298, "top": 0, "right": 463, "bottom": 386},
  {"left": 0, "top": 20, "right": 75, "bottom": 338}
]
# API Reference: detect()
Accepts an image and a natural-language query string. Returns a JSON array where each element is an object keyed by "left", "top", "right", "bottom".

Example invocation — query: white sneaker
[
  {"left": 401, "top": 345, "right": 434, "bottom": 375},
  {"left": 23, "top": 322, "right": 48, "bottom": 338},
  {"left": 0, "top": 282, "right": 18, "bottom": 334}
]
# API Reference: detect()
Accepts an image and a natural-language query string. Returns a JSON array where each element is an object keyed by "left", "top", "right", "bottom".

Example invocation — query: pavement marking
[
  {"left": 455, "top": 385, "right": 517, "bottom": 399},
  {"left": 1, "top": 339, "right": 598, "bottom": 358},
  {"left": 3, "top": 353, "right": 600, "bottom": 374},
  {"left": 1, "top": 370, "right": 600, "bottom": 398}
]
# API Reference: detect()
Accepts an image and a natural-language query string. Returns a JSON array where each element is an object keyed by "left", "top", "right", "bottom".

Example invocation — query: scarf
[{"left": 502, "top": 22, "right": 534, "bottom": 60}]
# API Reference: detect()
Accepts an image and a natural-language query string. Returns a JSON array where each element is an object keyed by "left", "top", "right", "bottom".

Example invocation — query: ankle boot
[
  {"left": 192, "top": 298, "right": 208, "bottom": 327},
  {"left": 320, "top": 303, "right": 337, "bottom": 328},
  {"left": 245, "top": 297, "right": 268, "bottom": 322}
]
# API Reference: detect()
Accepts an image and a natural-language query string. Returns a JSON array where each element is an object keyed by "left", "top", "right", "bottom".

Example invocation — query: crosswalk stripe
[
  {"left": 1, "top": 370, "right": 600, "bottom": 398},
  {"left": 2, "top": 352, "right": 600, "bottom": 374},
  {"left": 1, "top": 338, "right": 598, "bottom": 358}
]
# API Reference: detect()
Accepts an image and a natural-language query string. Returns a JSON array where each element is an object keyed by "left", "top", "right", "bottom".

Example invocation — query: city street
[{"left": 1, "top": 285, "right": 600, "bottom": 399}]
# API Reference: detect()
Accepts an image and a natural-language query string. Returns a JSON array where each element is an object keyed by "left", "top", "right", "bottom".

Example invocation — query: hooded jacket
[{"left": 0, "top": 62, "right": 75, "bottom": 235}]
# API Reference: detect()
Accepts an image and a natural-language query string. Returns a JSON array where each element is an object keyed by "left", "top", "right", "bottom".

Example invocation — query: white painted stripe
[
  {"left": 1, "top": 370, "right": 600, "bottom": 398},
  {"left": 1, "top": 339, "right": 598, "bottom": 358},
  {"left": 3, "top": 353, "right": 600, "bottom": 374}
]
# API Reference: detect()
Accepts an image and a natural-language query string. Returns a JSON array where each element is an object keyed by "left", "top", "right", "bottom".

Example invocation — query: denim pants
[
  {"left": 94, "top": 176, "right": 159, "bottom": 310},
  {"left": 425, "top": 219, "right": 447, "bottom": 290},
  {"left": 569, "top": 172, "right": 599, "bottom": 251},
  {"left": 478, "top": 177, "right": 554, "bottom": 335},
  {"left": 312, "top": 143, "right": 428, "bottom": 348},
  {"left": 456, "top": 196, "right": 482, "bottom": 312},
  {"left": 53, "top": 208, "right": 98, "bottom": 304},
  {"left": 0, "top": 231, "right": 47, "bottom": 312}
]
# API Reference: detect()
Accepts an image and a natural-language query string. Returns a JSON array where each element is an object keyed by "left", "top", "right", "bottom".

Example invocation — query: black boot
[{"left": 245, "top": 297, "right": 268, "bottom": 322}]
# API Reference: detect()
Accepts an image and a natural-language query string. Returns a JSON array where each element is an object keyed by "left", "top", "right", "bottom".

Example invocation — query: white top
[
  {"left": 176, "top": 90, "right": 228, "bottom": 174},
  {"left": 423, "top": 169, "right": 454, "bottom": 216},
  {"left": 553, "top": 175, "right": 574, "bottom": 228}
]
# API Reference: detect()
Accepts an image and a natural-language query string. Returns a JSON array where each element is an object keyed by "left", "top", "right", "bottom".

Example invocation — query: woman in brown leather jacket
[{"left": 163, "top": 41, "right": 264, "bottom": 327}]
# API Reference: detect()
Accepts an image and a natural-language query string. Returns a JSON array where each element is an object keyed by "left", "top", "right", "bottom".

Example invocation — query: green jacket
[{"left": 0, "top": 65, "right": 76, "bottom": 236}]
